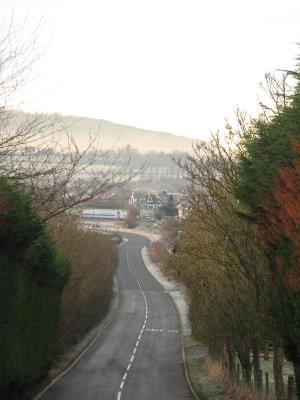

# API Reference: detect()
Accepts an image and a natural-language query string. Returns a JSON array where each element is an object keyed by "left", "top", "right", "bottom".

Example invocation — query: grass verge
[
  {"left": 186, "top": 357, "right": 230, "bottom": 400},
  {"left": 183, "top": 334, "right": 229, "bottom": 400}
]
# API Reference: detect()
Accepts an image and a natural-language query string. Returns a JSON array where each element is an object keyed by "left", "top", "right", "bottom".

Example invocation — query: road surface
[{"left": 41, "top": 233, "right": 193, "bottom": 400}]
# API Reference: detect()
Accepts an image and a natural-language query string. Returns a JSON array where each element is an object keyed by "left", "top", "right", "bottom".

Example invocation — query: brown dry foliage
[
  {"left": 149, "top": 241, "right": 169, "bottom": 265},
  {"left": 204, "top": 357, "right": 273, "bottom": 400},
  {"left": 50, "top": 217, "right": 118, "bottom": 349}
]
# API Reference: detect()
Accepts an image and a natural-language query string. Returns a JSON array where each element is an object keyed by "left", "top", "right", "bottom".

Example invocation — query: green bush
[{"left": 0, "top": 177, "right": 71, "bottom": 399}]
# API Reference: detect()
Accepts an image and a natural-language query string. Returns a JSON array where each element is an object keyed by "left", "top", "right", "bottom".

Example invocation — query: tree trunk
[
  {"left": 252, "top": 338, "right": 263, "bottom": 391},
  {"left": 237, "top": 344, "right": 252, "bottom": 387},
  {"left": 226, "top": 341, "right": 236, "bottom": 382},
  {"left": 264, "top": 342, "right": 270, "bottom": 361},
  {"left": 222, "top": 341, "right": 228, "bottom": 376},
  {"left": 244, "top": 360, "right": 252, "bottom": 387},
  {"left": 287, "top": 375, "right": 295, "bottom": 400},
  {"left": 292, "top": 361, "right": 300, "bottom": 400},
  {"left": 273, "top": 345, "right": 285, "bottom": 400}
]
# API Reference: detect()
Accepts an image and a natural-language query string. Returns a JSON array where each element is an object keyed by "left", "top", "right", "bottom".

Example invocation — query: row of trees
[
  {"left": 91, "top": 144, "right": 188, "bottom": 168},
  {"left": 169, "top": 68, "right": 300, "bottom": 399}
]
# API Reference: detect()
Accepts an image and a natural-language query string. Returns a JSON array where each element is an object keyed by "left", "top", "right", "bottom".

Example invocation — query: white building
[{"left": 81, "top": 208, "right": 127, "bottom": 220}]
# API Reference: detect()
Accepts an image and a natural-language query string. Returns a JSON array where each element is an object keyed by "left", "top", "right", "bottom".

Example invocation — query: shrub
[{"left": 50, "top": 217, "right": 118, "bottom": 349}]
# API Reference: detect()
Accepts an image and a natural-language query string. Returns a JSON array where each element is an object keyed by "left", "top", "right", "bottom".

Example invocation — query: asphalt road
[{"left": 40, "top": 233, "right": 193, "bottom": 400}]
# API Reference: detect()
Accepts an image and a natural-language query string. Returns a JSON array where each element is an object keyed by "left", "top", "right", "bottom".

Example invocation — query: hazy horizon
[
  {"left": 3, "top": 0, "right": 300, "bottom": 141},
  {"left": 15, "top": 109, "right": 196, "bottom": 153}
]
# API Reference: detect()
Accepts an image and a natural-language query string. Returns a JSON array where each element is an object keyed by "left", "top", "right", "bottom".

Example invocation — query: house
[
  {"left": 158, "top": 190, "right": 169, "bottom": 205},
  {"left": 145, "top": 193, "right": 163, "bottom": 210},
  {"left": 130, "top": 191, "right": 181, "bottom": 219},
  {"left": 129, "top": 191, "right": 146, "bottom": 208}
]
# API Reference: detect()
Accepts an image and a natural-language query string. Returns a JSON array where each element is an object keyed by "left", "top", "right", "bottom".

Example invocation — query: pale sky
[{"left": 2, "top": 0, "right": 300, "bottom": 139}]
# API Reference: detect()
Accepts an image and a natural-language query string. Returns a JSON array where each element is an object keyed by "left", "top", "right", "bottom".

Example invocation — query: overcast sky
[{"left": 2, "top": 0, "right": 300, "bottom": 139}]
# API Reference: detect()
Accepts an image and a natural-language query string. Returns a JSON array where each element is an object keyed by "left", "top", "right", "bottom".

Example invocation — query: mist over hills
[
  {"left": 63, "top": 115, "right": 196, "bottom": 153},
  {"left": 17, "top": 112, "right": 196, "bottom": 153}
]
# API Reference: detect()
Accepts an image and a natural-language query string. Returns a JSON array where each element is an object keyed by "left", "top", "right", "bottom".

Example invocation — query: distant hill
[
  {"left": 62, "top": 115, "right": 197, "bottom": 153},
  {"left": 16, "top": 112, "right": 196, "bottom": 153}
]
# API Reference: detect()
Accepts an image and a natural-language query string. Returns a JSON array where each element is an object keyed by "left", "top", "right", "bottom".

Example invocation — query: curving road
[{"left": 40, "top": 233, "right": 193, "bottom": 400}]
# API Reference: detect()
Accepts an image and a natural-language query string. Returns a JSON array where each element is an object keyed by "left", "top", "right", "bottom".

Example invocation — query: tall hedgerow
[{"left": 0, "top": 177, "right": 71, "bottom": 399}]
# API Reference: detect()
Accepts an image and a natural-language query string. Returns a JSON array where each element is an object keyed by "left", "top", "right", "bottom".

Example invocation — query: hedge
[{"left": 0, "top": 177, "right": 71, "bottom": 399}]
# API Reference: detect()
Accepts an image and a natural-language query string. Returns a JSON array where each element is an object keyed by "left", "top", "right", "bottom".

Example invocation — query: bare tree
[{"left": 0, "top": 18, "right": 139, "bottom": 221}]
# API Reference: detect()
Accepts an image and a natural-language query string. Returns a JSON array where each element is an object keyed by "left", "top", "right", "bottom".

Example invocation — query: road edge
[
  {"left": 167, "top": 290, "right": 202, "bottom": 400},
  {"left": 140, "top": 246, "right": 201, "bottom": 400},
  {"left": 33, "top": 276, "right": 120, "bottom": 400}
]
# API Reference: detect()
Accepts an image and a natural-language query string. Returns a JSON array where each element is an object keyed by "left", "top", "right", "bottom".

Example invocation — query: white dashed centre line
[{"left": 116, "top": 249, "right": 148, "bottom": 400}]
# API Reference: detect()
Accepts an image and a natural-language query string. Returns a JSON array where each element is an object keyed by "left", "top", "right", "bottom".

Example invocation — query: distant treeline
[
  {"left": 19, "top": 145, "right": 189, "bottom": 168},
  {"left": 103, "top": 146, "right": 188, "bottom": 168}
]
